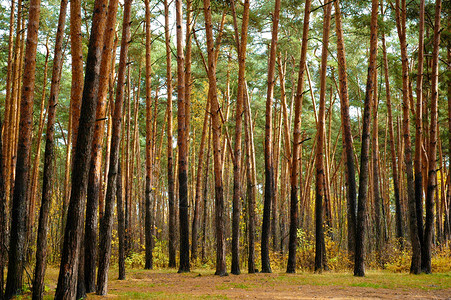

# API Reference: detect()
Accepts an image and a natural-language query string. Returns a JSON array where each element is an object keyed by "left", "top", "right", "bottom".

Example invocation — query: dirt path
[{"left": 87, "top": 270, "right": 451, "bottom": 299}]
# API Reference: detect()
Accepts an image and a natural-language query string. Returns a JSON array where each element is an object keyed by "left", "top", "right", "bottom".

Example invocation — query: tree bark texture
[
  {"left": 164, "top": 0, "right": 177, "bottom": 269},
  {"left": 287, "top": 0, "right": 311, "bottom": 273},
  {"left": 262, "top": 0, "right": 281, "bottom": 274},
  {"left": 334, "top": 0, "right": 358, "bottom": 259},
  {"left": 423, "top": 0, "right": 442, "bottom": 274},
  {"left": 5, "top": 0, "right": 41, "bottom": 296},
  {"left": 32, "top": 1, "right": 68, "bottom": 298},
  {"left": 96, "top": 0, "right": 132, "bottom": 294},
  {"left": 144, "top": 0, "right": 153, "bottom": 270},
  {"left": 203, "top": 0, "right": 227, "bottom": 276},
  {"left": 395, "top": 0, "right": 422, "bottom": 274},
  {"left": 314, "top": 1, "right": 331, "bottom": 273},
  {"left": 55, "top": 0, "right": 107, "bottom": 297},
  {"left": 354, "top": 0, "right": 378, "bottom": 277},
  {"left": 176, "top": 0, "right": 190, "bottom": 273},
  {"left": 84, "top": 0, "right": 119, "bottom": 291},
  {"left": 231, "top": 0, "right": 250, "bottom": 276}
]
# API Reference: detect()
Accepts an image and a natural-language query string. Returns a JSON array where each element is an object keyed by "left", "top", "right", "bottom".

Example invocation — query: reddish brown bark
[
  {"left": 32, "top": 1, "right": 68, "bottom": 299},
  {"left": 315, "top": 1, "right": 332, "bottom": 273},
  {"left": 231, "top": 0, "right": 250, "bottom": 275},
  {"left": 423, "top": 0, "right": 442, "bottom": 274},
  {"left": 84, "top": 0, "right": 119, "bottom": 291},
  {"left": 203, "top": 0, "right": 227, "bottom": 276},
  {"left": 395, "top": 0, "right": 421, "bottom": 274},
  {"left": 96, "top": 0, "right": 132, "bottom": 294},
  {"left": 262, "top": 0, "right": 281, "bottom": 274},
  {"left": 55, "top": 0, "right": 108, "bottom": 296},
  {"left": 354, "top": 0, "right": 378, "bottom": 277},
  {"left": 287, "top": 0, "right": 311, "bottom": 273},
  {"left": 334, "top": 0, "right": 358, "bottom": 258},
  {"left": 5, "top": 0, "right": 41, "bottom": 295}
]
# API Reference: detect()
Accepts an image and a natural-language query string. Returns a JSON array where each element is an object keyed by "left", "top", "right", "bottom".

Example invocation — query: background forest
[{"left": 0, "top": 0, "right": 450, "bottom": 298}]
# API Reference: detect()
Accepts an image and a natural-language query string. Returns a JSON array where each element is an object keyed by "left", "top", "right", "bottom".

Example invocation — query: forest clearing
[
  {"left": 27, "top": 267, "right": 451, "bottom": 299},
  {"left": 0, "top": 0, "right": 451, "bottom": 298}
]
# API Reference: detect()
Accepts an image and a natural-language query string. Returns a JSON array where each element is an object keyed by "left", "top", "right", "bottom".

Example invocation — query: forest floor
[{"left": 35, "top": 267, "right": 451, "bottom": 299}]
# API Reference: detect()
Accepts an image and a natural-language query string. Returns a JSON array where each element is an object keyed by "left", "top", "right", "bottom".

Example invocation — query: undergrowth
[{"left": 117, "top": 234, "right": 451, "bottom": 274}]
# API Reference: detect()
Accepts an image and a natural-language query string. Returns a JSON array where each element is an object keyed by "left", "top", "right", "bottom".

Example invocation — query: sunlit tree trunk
[
  {"left": 423, "top": 0, "right": 442, "bottom": 274},
  {"left": 395, "top": 0, "right": 421, "bottom": 274},
  {"left": 287, "top": 0, "right": 311, "bottom": 273},
  {"left": 314, "top": 1, "right": 332, "bottom": 273},
  {"left": 84, "top": 0, "right": 119, "bottom": 291},
  {"left": 415, "top": 0, "right": 426, "bottom": 267},
  {"left": 164, "top": 0, "right": 176, "bottom": 268},
  {"left": 5, "top": 0, "right": 41, "bottom": 295},
  {"left": 96, "top": 0, "right": 132, "bottom": 293},
  {"left": 372, "top": 69, "right": 382, "bottom": 259},
  {"left": 334, "top": 0, "right": 358, "bottom": 258},
  {"left": 244, "top": 85, "right": 257, "bottom": 273},
  {"left": 262, "top": 0, "right": 281, "bottom": 274},
  {"left": 2, "top": 0, "right": 16, "bottom": 210},
  {"left": 28, "top": 45, "right": 49, "bottom": 250},
  {"left": 381, "top": 1, "right": 403, "bottom": 242},
  {"left": 201, "top": 126, "right": 211, "bottom": 263},
  {"left": 230, "top": 0, "right": 250, "bottom": 276},
  {"left": 203, "top": 0, "right": 227, "bottom": 276},
  {"left": 0, "top": 119, "right": 6, "bottom": 300},
  {"left": 54, "top": 0, "right": 107, "bottom": 297},
  {"left": 32, "top": 1, "right": 68, "bottom": 298},
  {"left": 354, "top": 0, "right": 378, "bottom": 277}
]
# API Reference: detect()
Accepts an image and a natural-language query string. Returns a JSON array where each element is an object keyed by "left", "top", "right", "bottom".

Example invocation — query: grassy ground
[{"left": 16, "top": 267, "right": 450, "bottom": 299}]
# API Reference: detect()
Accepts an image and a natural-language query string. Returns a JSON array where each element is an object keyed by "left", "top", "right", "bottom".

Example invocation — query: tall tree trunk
[
  {"left": 381, "top": 1, "right": 403, "bottom": 241},
  {"left": 55, "top": 0, "right": 106, "bottom": 299},
  {"left": 191, "top": 101, "right": 211, "bottom": 261},
  {"left": 54, "top": 0, "right": 107, "bottom": 297},
  {"left": 314, "top": 1, "right": 332, "bottom": 273},
  {"left": 423, "top": 0, "right": 442, "bottom": 274},
  {"left": 262, "top": 0, "right": 281, "bottom": 274},
  {"left": 354, "top": 0, "right": 378, "bottom": 277},
  {"left": 372, "top": 69, "right": 382, "bottom": 259},
  {"left": 447, "top": 29, "right": 451, "bottom": 243},
  {"left": 144, "top": 0, "right": 153, "bottom": 270},
  {"left": 335, "top": 0, "right": 358, "bottom": 259},
  {"left": 184, "top": 0, "right": 192, "bottom": 175},
  {"left": 61, "top": 0, "right": 83, "bottom": 241},
  {"left": 164, "top": 0, "right": 176, "bottom": 268},
  {"left": 96, "top": 0, "right": 132, "bottom": 293},
  {"left": 244, "top": 85, "right": 257, "bottom": 273},
  {"left": 32, "top": 1, "right": 68, "bottom": 298},
  {"left": 203, "top": 0, "right": 227, "bottom": 276},
  {"left": 3, "top": 0, "right": 16, "bottom": 210},
  {"left": 117, "top": 163, "right": 125, "bottom": 279},
  {"left": 176, "top": 0, "right": 190, "bottom": 273},
  {"left": 8, "top": 0, "right": 23, "bottom": 200},
  {"left": 124, "top": 70, "right": 132, "bottom": 255},
  {"left": 201, "top": 126, "right": 212, "bottom": 263},
  {"left": 231, "top": 0, "right": 250, "bottom": 276},
  {"left": 28, "top": 44, "right": 49, "bottom": 248},
  {"left": 395, "top": 0, "right": 421, "bottom": 274},
  {"left": 0, "top": 119, "right": 6, "bottom": 300},
  {"left": 415, "top": 0, "right": 426, "bottom": 266},
  {"left": 5, "top": 0, "right": 41, "bottom": 296},
  {"left": 287, "top": 0, "right": 311, "bottom": 273},
  {"left": 84, "top": 0, "right": 119, "bottom": 291}
]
